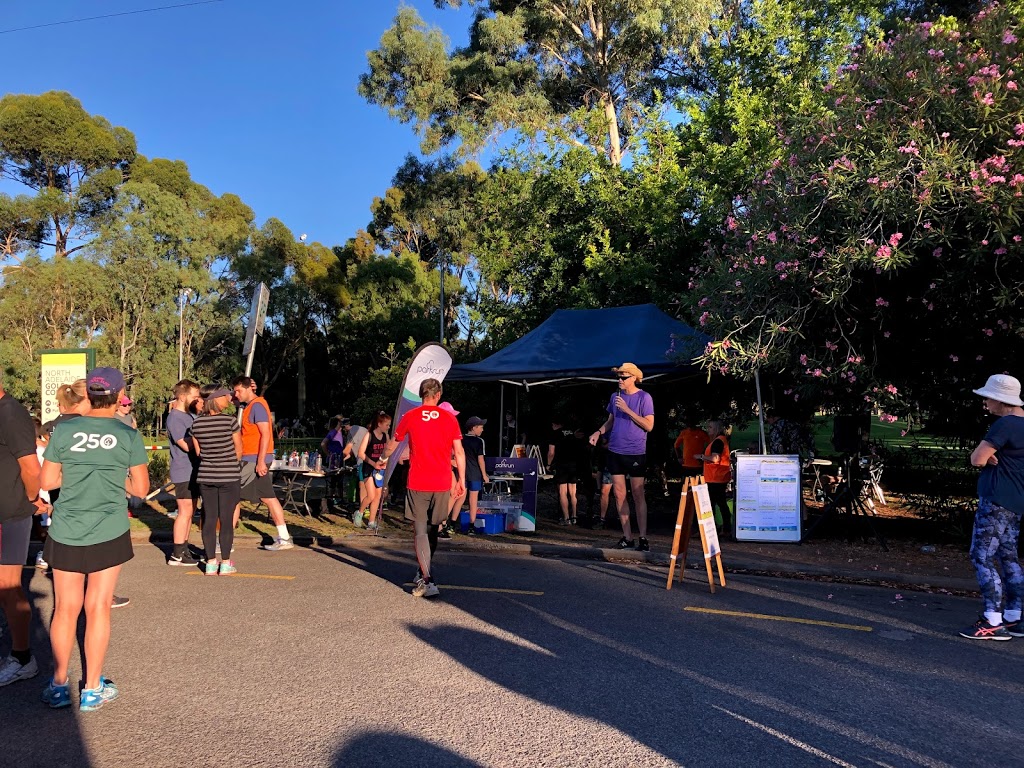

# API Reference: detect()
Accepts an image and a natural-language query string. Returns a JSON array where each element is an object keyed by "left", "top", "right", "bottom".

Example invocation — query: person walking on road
[
  {"left": 190, "top": 387, "right": 243, "bottom": 575},
  {"left": 356, "top": 411, "right": 391, "bottom": 532},
  {"left": 381, "top": 378, "right": 465, "bottom": 598},
  {"left": 0, "top": 373, "right": 45, "bottom": 688},
  {"left": 588, "top": 363, "right": 654, "bottom": 552},
  {"left": 462, "top": 416, "right": 489, "bottom": 534},
  {"left": 231, "top": 376, "right": 293, "bottom": 551},
  {"left": 960, "top": 374, "right": 1024, "bottom": 641},
  {"left": 166, "top": 379, "right": 201, "bottom": 566},
  {"left": 39, "top": 367, "right": 149, "bottom": 710}
]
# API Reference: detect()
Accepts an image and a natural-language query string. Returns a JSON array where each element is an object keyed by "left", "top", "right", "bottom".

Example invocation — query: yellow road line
[
  {"left": 403, "top": 583, "right": 543, "bottom": 596},
  {"left": 684, "top": 607, "right": 872, "bottom": 632},
  {"left": 185, "top": 572, "right": 295, "bottom": 580}
]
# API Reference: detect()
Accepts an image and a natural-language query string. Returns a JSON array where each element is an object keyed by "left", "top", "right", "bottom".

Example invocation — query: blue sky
[{"left": 1, "top": 0, "right": 472, "bottom": 250}]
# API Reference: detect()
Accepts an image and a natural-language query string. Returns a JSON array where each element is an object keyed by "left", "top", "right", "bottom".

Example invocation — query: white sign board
[
  {"left": 735, "top": 454, "right": 802, "bottom": 543},
  {"left": 242, "top": 282, "right": 270, "bottom": 357},
  {"left": 692, "top": 483, "right": 721, "bottom": 557}
]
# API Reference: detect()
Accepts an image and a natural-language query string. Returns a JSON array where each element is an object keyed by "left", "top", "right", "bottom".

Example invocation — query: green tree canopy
[{"left": 359, "top": 0, "right": 722, "bottom": 165}]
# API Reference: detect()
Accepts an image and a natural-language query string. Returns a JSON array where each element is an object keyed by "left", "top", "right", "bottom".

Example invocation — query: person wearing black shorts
[
  {"left": 40, "top": 367, "right": 150, "bottom": 711},
  {"left": 0, "top": 376, "right": 45, "bottom": 688},
  {"left": 548, "top": 418, "right": 580, "bottom": 525},
  {"left": 589, "top": 363, "right": 655, "bottom": 552}
]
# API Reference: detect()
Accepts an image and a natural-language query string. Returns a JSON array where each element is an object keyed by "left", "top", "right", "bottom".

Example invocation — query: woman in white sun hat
[{"left": 959, "top": 374, "right": 1024, "bottom": 641}]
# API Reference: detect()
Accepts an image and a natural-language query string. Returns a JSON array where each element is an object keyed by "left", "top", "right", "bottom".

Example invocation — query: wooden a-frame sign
[{"left": 666, "top": 476, "right": 727, "bottom": 593}]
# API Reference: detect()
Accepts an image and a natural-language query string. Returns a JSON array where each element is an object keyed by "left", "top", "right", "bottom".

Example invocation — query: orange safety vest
[
  {"left": 703, "top": 435, "right": 731, "bottom": 484},
  {"left": 240, "top": 396, "right": 275, "bottom": 458}
]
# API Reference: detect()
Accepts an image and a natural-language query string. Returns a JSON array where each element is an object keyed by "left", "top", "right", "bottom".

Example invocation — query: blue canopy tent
[
  {"left": 447, "top": 304, "right": 709, "bottom": 386},
  {"left": 447, "top": 304, "right": 714, "bottom": 454}
]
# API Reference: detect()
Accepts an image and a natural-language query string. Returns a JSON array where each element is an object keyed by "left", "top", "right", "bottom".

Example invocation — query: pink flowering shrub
[{"left": 691, "top": 3, "right": 1024, "bottom": 423}]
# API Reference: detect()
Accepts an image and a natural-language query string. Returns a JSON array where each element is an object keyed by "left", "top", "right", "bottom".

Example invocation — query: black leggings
[
  {"left": 200, "top": 482, "right": 240, "bottom": 561},
  {"left": 707, "top": 482, "right": 732, "bottom": 536}
]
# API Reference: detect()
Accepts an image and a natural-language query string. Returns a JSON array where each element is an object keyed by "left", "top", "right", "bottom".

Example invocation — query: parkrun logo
[
  {"left": 494, "top": 460, "right": 515, "bottom": 470},
  {"left": 415, "top": 359, "right": 447, "bottom": 376}
]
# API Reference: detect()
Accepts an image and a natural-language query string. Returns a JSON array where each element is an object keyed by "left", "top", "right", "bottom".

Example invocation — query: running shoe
[
  {"left": 167, "top": 549, "right": 198, "bottom": 567},
  {"left": 959, "top": 617, "right": 1012, "bottom": 641},
  {"left": 412, "top": 578, "right": 440, "bottom": 598},
  {"left": 79, "top": 678, "right": 118, "bottom": 712},
  {"left": 556, "top": 518, "right": 570, "bottom": 526},
  {"left": 41, "top": 677, "right": 71, "bottom": 709},
  {"left": 637, "top": 537, "right": 650, "bottom": 552},
  {"left": 219, "top": 560, "right": 237, "bottom": 576},
  {"left": 1005, "top": 618, "right": 1024, "bottom": 637},
  {"left": 0, "top": 655, "right": 38, "bottom": 687},
  {"left": 35, "top": 551, "right": 48, "bottom": 570},
  {"left": 570, "top": 517, "right": 577, "bottom": 525},
  {"left": 437, "top": 522, "right": 452, "bottom": 539},
  {"left": 465, "top": 524, "right": 477, "bottom": 536},
  {"left": 352, "top": 513, "right": 364, "bottom": 528},
  {"left": 616, "top": 537, "right": 635, "bottom": 549},
  {"left": 264, "top": 538, "right": 294, "bottom": 551},
  {"left": 366, "top": 521, "right": 379, "bottom": 532},
  {"left": 205, "top": 561, "right": 219, "bottom": 576},
  {"left": 591, "top": 517, "right": 605, "bottom": 530},
  {"left": 111, "top": 596, "right": 130, "bottom": 609}
]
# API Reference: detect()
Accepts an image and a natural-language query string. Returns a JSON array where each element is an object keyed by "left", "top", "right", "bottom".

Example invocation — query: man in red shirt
[{"left": 382, "top": 378, "right": 465, "bottom": 598}]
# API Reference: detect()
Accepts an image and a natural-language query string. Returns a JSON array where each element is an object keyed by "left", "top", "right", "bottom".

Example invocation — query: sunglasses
[{"left": 617, "top": 375, "right": 634, "bottom": 380}]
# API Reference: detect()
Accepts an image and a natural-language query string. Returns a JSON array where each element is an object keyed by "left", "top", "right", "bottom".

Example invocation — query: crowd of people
[{"left": 2, "top": 358, "right": 1022, "bottom": 715}]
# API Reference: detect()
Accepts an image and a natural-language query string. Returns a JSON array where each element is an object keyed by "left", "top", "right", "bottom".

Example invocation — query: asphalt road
[{"left": 1, "top": 539, "right": 1021, "bottom": 768}]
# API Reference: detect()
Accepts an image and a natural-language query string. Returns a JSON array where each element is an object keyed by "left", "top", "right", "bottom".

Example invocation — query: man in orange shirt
[
  {"left": 231, "top": 376, "right": 293, "bottom": 551},
  {"left": 673, "top": 418, "right": 710, "bottom": 479}
]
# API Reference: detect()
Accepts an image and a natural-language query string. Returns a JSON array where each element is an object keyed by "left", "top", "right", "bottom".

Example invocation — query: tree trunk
[
  {"left": 602, "top": 93, "right": 622, "bottom": 166},
  {"left": 297, "top": 340, "right": 306, "bottom": 419}
]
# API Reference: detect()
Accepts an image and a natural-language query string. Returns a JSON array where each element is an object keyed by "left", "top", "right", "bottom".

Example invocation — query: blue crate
[{"left": 459, "top": 511, "right": 505, "bottom": 534}]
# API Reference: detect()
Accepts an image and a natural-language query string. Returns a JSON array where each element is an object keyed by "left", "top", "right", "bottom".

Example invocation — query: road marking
[
  {"left": 184, "top": 572, "right": 295, "bottom": 580},
  {"left": 712, "top": 705, "right": 860, "bottom": 768},
  {"left": 684, "top": 606, "right": 872, "bottom": 632},
  {"left": 403, "top": 583, "right": 543, "bottom": 596}
]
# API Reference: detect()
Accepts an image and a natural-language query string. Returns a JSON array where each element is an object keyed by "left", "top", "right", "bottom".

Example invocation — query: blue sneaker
[
  {"left": 79, "top": 677, "right": 118, "bottom": 712},
  {"left": 41, "top": 678, "right": 71, "bottom": 709}
]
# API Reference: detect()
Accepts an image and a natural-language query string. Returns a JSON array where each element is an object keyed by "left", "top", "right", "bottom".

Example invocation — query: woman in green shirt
[{"left": 39, "top": 367, "right": 149, "bottom": 712}]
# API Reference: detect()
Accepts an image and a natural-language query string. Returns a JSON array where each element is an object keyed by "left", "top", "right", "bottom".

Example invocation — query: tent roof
[{"left": 448, "top": 304, "right": 710, "bottom": 385}]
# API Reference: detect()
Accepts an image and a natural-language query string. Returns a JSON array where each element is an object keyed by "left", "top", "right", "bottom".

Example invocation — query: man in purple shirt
[{"left": 589, "top": 363, "right": 654, "bottom": 552}]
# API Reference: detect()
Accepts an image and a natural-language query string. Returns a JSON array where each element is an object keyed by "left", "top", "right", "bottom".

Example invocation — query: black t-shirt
[
  {"left": 0, "top": 394, "right": 38, "bottom": 522},
  {"left": 463, "top": 434, "right": 485, "bottom": 482}
]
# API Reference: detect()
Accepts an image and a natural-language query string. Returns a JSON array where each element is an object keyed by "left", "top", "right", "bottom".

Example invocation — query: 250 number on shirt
[{"left": 69, "top": 432, "right": 119, "bottom": 452}]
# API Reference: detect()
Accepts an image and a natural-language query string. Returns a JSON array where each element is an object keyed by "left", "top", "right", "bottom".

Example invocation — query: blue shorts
[{"left": 467, "top": 480, "right": 483, "bottom": 492}]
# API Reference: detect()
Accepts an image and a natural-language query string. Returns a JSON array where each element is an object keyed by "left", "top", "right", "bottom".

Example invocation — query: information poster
[
  {"left": 40, "top": 349, "right": 93, "bottom": 423},
  {"left": 735, "top": 454, "right": 802, "bottom": 542},
  {"left": 692, "top": 483, "right": 721, "bottom": 557}
]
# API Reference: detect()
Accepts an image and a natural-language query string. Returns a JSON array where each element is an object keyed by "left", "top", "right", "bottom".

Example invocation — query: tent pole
[
  {"left": 500, "top": 382, "right": 505, "bottom": 456},
  {"left": 755, "top": 368, "right": 767, "bottom": 453}
]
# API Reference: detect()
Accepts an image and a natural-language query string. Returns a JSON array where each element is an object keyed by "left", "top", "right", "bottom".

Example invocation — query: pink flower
[
  {"left": 981, "top": 92, "right": 995, "bottom": 106},
  {"left": 984, "top": 328, "right": 994, "bottom": 336},
  {"left": 888, "top": 232, "right": 904, "bottom": 246},
  {"left": 886, "top": 384, "right": 898, "bottom": 395},
  {"left": 1004, "top": 31, "right": 1018, "bottom": 44},
  {"left": 767, "top": 231, "right": 778, "bottom": 243},
  {"left": 1009, "top": 81, "right": 1019, "bottom": 90},
  {"left": 799, "top": 354, "right": 808, "bottom": 365},
  {"left": 876, "top": 244, "right": 893, "bottom": 259},
  {"left": 950, "top": 354, "right": 959, "bottom": 362},
  {"left": 876, "top": 297, "right": 889, "bottom": 307},
  {"left": 883, "top": 331, "right": 891, "bottom": 338}
]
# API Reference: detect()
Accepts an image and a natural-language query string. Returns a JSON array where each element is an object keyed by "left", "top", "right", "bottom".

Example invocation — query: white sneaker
[
  {"left": 411, "top": 578, "right": 439, "bottom": 598},
  {"left": 0, "top": 655, "right": 39, "bottom": 687},
  {"left": 264, "top": 538, "right": 294, "bottom": 551},
  {"left": 35, "top": 551, "right": 48, "bottom": 570}
]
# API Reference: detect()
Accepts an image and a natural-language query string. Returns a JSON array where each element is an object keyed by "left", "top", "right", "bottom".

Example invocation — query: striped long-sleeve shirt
[{"left": 190, "top": 413, "right": 241, "bottom": 485}]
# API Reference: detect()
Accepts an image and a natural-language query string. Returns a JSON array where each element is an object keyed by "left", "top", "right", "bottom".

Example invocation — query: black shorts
[
  {"left": 404, "top": 489, "right": 451, "bottom": 527},
  {"left": 44, "top": 531, "right": 133, "bottom": 574},
  {"left": 240, "top": 464, "right": 276, "bottom": 503},
  {"left": 606, "top": 451, "right": 647, "bottom": 477},
  {"left": 174, "top": 478, "right": 200, "bottom": 501},
  {"left": 0, "top": 514, "right": 32, "bottom": 566},
  {"left": 554, "top": 468, "right": 579, "bottom": 485}
]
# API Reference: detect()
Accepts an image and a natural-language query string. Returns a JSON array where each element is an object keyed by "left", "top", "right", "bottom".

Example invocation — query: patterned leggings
[{"left": 970, "top": 498, "right": 1024, "bottom": 614}]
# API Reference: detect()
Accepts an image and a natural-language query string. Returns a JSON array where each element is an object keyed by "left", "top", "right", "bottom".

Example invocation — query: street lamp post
[
  {"left": 439, "top": 253, "right": 445, "bottom": 345},
  {"left": 178, "top": 288, "right": 191, "bottom": 381}
]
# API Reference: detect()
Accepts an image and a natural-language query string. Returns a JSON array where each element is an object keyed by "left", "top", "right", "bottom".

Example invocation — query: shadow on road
[
  {"left": 331, "top": 732, "right": 482, "bottom": 767},
  {"left": 0, "top": 567, "right": 92, "bottom": 767}
]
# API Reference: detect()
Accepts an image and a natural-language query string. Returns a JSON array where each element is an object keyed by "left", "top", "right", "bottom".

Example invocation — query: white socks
[
  {"left": 985, "top": 610, "right": 1004, "bottom": 626},
  {"left": 1003, "top": 609, "right": 1021, "bottom": 623},
  {"left": 276, "top": 524, "right": 290, "bottom": 541}
]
